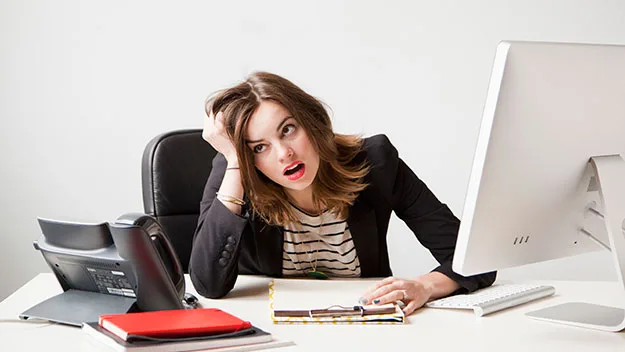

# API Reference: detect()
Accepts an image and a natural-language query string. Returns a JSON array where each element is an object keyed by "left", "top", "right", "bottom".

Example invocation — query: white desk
[{"left": 1, "top": 274, "right": 624, "bottom": 351}]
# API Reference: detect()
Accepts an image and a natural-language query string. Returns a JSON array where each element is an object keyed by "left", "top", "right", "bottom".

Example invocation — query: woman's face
[{"left": 245, "top": 100, "right": 320, "bottom": 198}]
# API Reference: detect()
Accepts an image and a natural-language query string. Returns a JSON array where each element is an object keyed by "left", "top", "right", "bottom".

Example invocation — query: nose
[{"left": 276, "top": 142, "right": 294, "bottom": 163}]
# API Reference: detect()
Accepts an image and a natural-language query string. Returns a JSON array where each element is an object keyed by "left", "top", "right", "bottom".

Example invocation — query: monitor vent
[{"left": 513, "top": 236, "right": 530, "bottom": 245}]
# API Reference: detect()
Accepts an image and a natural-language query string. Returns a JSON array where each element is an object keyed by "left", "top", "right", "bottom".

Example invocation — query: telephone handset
[
  {"left": 110, "top": 213, "right": 185, "bottom": 312},
  {"left": 20, "top": 213, "right": 188, "bottom": 326}
]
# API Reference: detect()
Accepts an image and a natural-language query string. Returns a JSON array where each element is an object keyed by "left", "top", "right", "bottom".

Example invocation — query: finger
[
  {"left": 377, "top": 279, "right": 407, "bottom": 296},
  {"left": 402, "top": 301, "right": 420, "bottom": 316},
  {"left": 361, "top": 277, "right": 397, "bottom": 303},
  {"left": 214, "top": 114, "right": 224, "bottom": 129},
  {"left": 363, "top": 277, "right": 397, "bottom": 296},
  {"left": 368, "top": 281, "right": 407, "bottom": 304},
  {"left": 205, "top": 108, "right": 215, "bottom": 119},
  {"left": 203, "top": 113, "right": 215, "bottom": 142},
  {"left": 212, "top": 114, "right": 228, "bottom": 137},
  {"left": 371, "top": 290, "right": 405, "bottom": 306},
  {"left": 377, "top": 276, "right": 398, "bottom": 287}
]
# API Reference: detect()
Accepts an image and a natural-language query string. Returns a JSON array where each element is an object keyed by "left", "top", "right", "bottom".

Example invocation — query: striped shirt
[{"left": 282, "top": 205, "right": 361, "bottom": 278}]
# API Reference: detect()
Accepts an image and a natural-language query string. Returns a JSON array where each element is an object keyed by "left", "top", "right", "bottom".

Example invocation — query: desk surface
[{"left": 1, "top": 274, "right": 624, "bottom": 351}]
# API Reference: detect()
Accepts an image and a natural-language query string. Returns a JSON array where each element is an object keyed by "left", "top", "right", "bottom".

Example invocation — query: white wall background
[{"left": 1, "top": 0, "right": 624, "bottom": 300}]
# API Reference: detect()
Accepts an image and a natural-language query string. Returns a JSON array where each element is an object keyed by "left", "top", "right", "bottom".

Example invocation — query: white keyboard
[{"left": 425, "top": 284, "right": 555, "bottom": 317}]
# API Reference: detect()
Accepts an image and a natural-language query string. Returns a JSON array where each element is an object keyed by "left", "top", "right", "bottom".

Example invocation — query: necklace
[
  {"left": 305, "top": 241, "right": 328, "bottom": 280},
  {"left": 304, "top": 218, "right": 328, "bottom": 280},
  {"left": 288, "top": 200, "right": 326, "bottom": 217}
]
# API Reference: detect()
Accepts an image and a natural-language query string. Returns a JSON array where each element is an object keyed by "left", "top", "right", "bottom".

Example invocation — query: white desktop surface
[{"left": 1, "top": 274, "right": 624, "bottom": 351}]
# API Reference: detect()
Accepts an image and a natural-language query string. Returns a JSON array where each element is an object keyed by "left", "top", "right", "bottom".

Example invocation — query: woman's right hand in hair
[{"left": 203, "top": 111, "right": 239, "bottom": 166}]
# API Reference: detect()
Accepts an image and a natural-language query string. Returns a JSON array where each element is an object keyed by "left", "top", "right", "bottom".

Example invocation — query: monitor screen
[{"left": 452, "top": 41, "right": 625, "bottom": 277}]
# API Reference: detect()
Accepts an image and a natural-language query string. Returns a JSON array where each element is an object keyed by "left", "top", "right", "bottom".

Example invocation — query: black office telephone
[{"left": 20, "top": 213, "right": 193, "bottom": 327}]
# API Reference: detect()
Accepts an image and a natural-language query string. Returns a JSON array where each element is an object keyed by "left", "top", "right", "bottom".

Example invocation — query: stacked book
[{"left": 82, "top": 308, "right": 292, "bottom": 351}]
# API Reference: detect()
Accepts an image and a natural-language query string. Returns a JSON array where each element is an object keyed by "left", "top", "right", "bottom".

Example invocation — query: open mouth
[
  {"left": 284, "top": 163, "right": 304, "bottom": 176},
  {"left": 283, "top": 162, "right": 306, "bottom": 181}
]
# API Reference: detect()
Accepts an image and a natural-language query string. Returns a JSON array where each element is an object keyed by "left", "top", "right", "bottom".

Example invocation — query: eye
[
  {"left": 253, "top": 144, "right": 267, "bottom": 153},
  {"left": 282, "top": 124, "right": 296, "bottom": 136}
]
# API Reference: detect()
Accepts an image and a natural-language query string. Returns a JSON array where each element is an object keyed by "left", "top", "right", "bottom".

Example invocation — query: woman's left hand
[{"left": 360, "top": 276, "right": 433, "bottom": 316}]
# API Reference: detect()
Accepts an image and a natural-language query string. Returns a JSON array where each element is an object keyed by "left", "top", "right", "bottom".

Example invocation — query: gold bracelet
[{"left": 216, "top": 192, "right": 246, "bottom": 206}]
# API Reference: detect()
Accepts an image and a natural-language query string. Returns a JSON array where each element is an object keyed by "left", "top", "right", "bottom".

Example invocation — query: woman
[{"left": 189, "top": 72, "right": 495, "bottom": 315}]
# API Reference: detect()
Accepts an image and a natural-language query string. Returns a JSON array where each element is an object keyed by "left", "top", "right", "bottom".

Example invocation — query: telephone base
[{"left": 19, "top": 289, "right": 135, "bottom": 327}]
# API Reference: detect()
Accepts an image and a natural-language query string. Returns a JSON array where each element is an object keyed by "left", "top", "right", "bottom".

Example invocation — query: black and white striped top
[{"left": 282, "top": 205, "right": 361, "bottom": 278}]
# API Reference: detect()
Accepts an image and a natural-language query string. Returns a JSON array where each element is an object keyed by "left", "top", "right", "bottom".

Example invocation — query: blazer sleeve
[
  {"left": 368, "top": 135, "right": 496, "bottom": 293},
  {"left": 188, "top": 153, "right": 249, "bottom": 298}
]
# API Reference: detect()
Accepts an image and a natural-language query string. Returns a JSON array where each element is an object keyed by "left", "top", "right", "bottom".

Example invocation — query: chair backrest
[{"left": 142, "top": 129, "right": 217, "bottom": 272}]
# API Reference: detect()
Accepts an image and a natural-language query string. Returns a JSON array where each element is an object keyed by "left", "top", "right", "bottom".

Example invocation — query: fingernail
[
  {"left": 358, "top": 297, "right": 367, "bottom": 305},
  {"left": 373, "top": 299, "right": 380, "bottom": 304}
]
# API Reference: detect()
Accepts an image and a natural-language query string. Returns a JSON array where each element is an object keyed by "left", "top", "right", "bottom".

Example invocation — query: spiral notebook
[{"left": 269, "top": 279, "right": 404, "bottom": 324}]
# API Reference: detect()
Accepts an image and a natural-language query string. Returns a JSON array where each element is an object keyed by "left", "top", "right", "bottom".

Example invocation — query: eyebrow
[{"left": 245, "top": 116, "right": 293, "bottom": 144}]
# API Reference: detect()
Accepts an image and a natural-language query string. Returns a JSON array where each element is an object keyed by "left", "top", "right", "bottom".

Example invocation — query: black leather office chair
[{"left": 142, "top": 129, "right": 217, "bottom": 272}]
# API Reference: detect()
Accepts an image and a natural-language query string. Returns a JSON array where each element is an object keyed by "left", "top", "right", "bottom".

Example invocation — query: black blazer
[{"left": 189, "top": 134, "right": 496, "bottom": 298}]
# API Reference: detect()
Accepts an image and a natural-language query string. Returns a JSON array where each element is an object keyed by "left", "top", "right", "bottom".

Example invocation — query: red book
[{"left": 98, "top": 308, "right": 252, "bottom": 341}]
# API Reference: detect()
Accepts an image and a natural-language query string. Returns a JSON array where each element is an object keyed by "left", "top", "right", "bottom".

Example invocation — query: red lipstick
[{"left": 283, "top": 161, "right": 305, "bottom": 181}]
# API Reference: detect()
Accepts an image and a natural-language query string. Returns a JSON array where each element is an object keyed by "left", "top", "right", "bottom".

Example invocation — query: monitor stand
[{"left": 526, "top": 155, "right": 625, "bottom": 332}]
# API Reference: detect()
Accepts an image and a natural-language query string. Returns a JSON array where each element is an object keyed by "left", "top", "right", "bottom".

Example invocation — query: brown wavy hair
[{"left": 205, "top": 72, "right": 370, "bottom": 226}]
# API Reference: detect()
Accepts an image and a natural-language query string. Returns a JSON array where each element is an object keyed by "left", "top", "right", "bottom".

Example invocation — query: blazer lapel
[{"left": 347, "top": 195, "right": 378, "bottom": 277}]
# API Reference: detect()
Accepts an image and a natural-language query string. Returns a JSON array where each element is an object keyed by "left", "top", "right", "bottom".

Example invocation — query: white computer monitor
[{"left": 452, "top": 41, "right": 625, "bottom": 331}]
